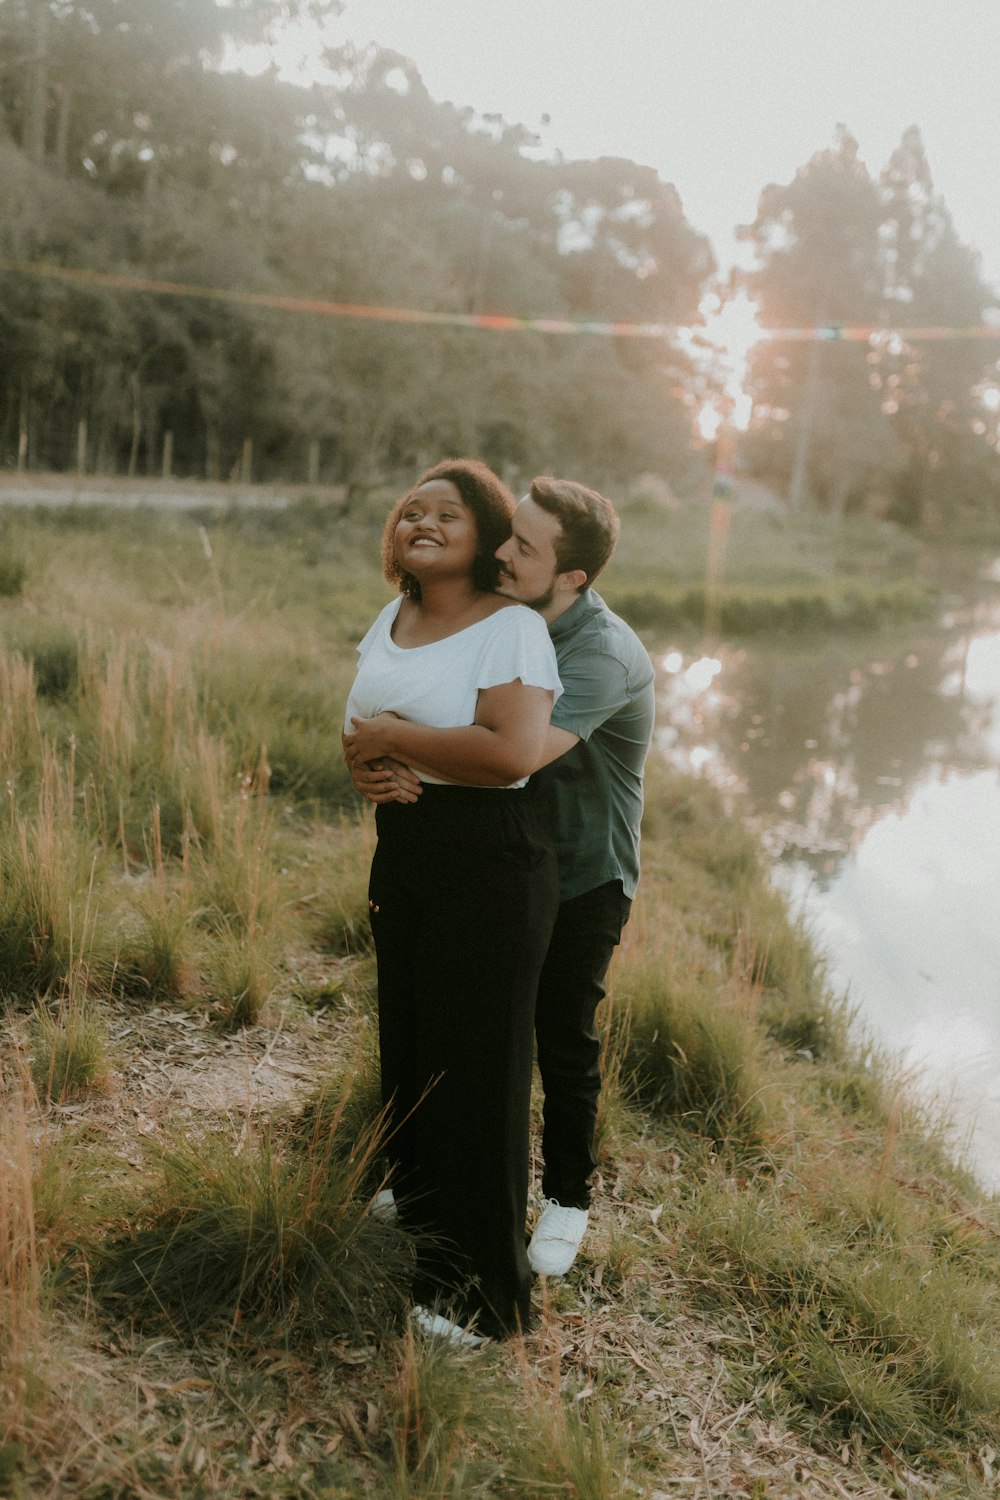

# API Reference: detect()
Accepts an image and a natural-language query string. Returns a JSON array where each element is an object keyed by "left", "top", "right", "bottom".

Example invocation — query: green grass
[
  {"left": 1, "top": 491, "right": 998, "bottom": 1498},
  {"left": 679, "top": 1167, "right": 1000, "bottom": 1456},
  {"left": 602, "top": 499, "right": 939, "bottom": 638},
  {"left": 0, "top": 553, "right": 26, "bottom": 599},
  {"left": 94, "top": 1106, "right": 410, "bottom": 1340},
  {"left": 28, "top": 996, "right": 111, "bottom": 1103}
]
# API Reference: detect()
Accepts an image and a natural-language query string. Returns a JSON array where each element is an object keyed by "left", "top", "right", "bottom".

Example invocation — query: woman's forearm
[
  {"left": 348, "top": 683, "right": 553, "bottom": 785},
  {"left": 365, "top": 719, "right": 534, "bottom": 785}
]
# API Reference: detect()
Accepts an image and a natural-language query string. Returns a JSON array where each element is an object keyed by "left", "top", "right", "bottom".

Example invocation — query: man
[{"left": 348, "top": 476, "right": 655, "bottom": 1276}]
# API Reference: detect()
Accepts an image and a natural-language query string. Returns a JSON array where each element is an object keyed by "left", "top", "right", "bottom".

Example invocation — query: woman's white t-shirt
[{"left": 344, "top": 597, "right": 563, "bottom": 787}]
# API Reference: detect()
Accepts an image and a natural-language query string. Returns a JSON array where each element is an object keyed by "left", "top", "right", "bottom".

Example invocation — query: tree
[
  {"left": 739, "top": 126, "right": 899, "bottom": 516},
  {"left": 876, "top": 127, "right": 999, "bottom": 525},
  {"left": 0, "top": 19, "right": 716, "bottom": 488},
  {"left": 739, "top": 124, "right": 1000, "bottom": 525}
]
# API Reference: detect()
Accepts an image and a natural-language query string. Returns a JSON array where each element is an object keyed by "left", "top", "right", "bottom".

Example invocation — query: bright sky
[{"left": 255, "top": 0, "right": 1000, "bottom": 297}]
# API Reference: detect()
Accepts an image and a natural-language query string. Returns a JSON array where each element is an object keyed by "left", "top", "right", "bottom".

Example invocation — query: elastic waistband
[
  {"left": 375, "top": 782, "right": 538, "bottom": 839},
  {"left": 411, "top": 783, "right": 522, "bottom": 801}
]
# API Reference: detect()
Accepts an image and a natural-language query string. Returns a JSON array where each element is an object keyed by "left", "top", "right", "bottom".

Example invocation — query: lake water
[{"left": 654, "top": 581, "right": 1000, "bottom": 1193}]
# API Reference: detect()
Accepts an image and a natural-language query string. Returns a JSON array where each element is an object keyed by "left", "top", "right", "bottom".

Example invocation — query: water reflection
[
  {"left": 776, "top": 770, "right": 1000, "bottom": 1189},
  {"left": 656, "top": 606, "right": 1000, "bottom": 882},
  {"left": 655, "top": 591, "right": 1000, "bottom": 1190}
]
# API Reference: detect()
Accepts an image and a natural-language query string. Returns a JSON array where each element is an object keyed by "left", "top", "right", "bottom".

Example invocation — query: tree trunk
[
  {"left": 54, "top": 82, "right": 72, "bottom": 176},
  {"left": 25, "top": 1, "right": 49, "bottom": 164},
  {"left": 17, "top": 386, "right": 29, "bottom": 472},
  {"left": 829, "top": 473, "right": 851, "bottom": 522},
  {"left": 205, "top": 426, "right": 220, "bottom": 481},
  {"left": 145, "top": 409, "right": 158, "bottom": 478},
  {"left": 128, "top": 373, "right": 142, "bottom": 477},
  {"left": 141, "top": 156, "right": 161, "bottom": 258},
  {"left": 788, "top": 337, "right": 822, "bottom": 512},
  {"left": 789, "top": 289, "right": 831, "bottom": 513}
]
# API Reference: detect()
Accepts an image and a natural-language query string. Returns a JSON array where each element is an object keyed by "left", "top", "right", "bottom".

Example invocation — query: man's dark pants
[{"left": 534, "top": 878, "right": 632, "bottom": 1211}]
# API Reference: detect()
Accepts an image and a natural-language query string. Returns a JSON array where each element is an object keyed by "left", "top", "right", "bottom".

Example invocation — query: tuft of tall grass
[
  {"left": 377, "top": 1327, "right": 492, "bottom": 1497},
  {"left": 637, "top": 760, "right": 762, "bottom": 900},
  {"left": 0, "top": 649, "right": 42, "bottom": 786},
  {"left": 197, "top": 634, "right": 359, "bottom": 805},
  {"left": 0, "top": 553, "right": 26, "bottom": 599},
  {"left": 112, "top": 807, "right": 197, "bottom": 1001},
  {"left": 28, "top": 991, "right": 111, "bottom": 1104},
  {"left": 193, "top": 781, "right": 281, "bottom": 938},
  {"left": 609, "top": 952, "right": 771, "bottom": 1153},
  {"left": 0, "top": 748, "right": 99, "bottom": 1001},
  {"left": 30, "top": 1133, "right": 114, "bottom": 1260},
  {"left": 94, "top": 1109, "right": 411, "bottom": 1341},
  {"left": 182, "top": 769, "right": 286, "bottom": 1028},
  {"left": 225, "top": 679, "right": 357, "bottom": 804},
  {"left": 202, "top": 917, "right": 277, "bottom": 1030},
  {"left": 500, "top": 1333, "right": 631, "bottom": 1499},
  {"left": 289, "top": 1029, "right": 384, "bottom": 1176},
  {"left": 0, "top": 1078, "right": 41, "bottom": 1441},
  {"left": 729, "top": 885, "right": 849, "bottom": 1065},
  {"left": 8, "top": 621, "right": 79, "bottom": 701},
  {"left": 298, "top": 811, "right": 376, "bottom": 955},
  {"left": 591, "top": 986, "right": 641, "bottom": 1167}
]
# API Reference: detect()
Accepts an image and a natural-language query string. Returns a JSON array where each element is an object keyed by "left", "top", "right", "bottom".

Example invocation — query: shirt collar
[{"left": 548, "top": 588, "right": 601, "bottom": 640}]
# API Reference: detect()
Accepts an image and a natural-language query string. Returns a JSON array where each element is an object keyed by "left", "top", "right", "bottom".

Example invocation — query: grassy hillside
[{"left": 1, "top": 495, "right": 997, "bottom": 1498}]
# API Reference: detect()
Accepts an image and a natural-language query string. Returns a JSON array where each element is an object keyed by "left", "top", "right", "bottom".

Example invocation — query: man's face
[{"left": 495, "top": 498, "right": 564, "bottom": 610}]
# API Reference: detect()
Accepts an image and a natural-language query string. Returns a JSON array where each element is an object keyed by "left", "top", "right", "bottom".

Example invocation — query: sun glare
[
  {"left": 695, "top": 289, "right": 763, "bottom": 434},
  {"left": 221, "top": 16, "right": 340, "bottom": 87}
]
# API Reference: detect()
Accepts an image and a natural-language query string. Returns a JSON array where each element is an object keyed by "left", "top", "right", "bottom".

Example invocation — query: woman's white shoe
[
  {"left": 410, "top": 1304, "right": 488, "bottom": 1348},
  {"left": 371, "top": 1187, "right": 398, "bottom": 1223}
]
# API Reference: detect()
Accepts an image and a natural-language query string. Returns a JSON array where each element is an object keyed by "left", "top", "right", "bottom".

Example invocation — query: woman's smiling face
[{"left": 393, "top": 480, "right": 479, "bottom": 579}]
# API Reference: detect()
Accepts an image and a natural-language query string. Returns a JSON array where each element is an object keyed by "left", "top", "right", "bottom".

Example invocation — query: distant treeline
[{"left": 1, "top": 1, "right": 998, "bottom": 523}]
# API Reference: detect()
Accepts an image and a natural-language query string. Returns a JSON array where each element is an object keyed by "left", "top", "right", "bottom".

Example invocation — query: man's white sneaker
[
  {"left": 371, "top": 1188, "right": 398, "bottom": 1223},
  {"left": 410, "top": 1304, "right": 488, "bottom": 1348},
  {"left": 528, "top": 1200, "right": 589, "bottom": 1276}
]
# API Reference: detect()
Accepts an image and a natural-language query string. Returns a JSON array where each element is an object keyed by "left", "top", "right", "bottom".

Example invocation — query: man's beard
[{"left": 497, "top": 571, "right": 556, "bottom": 612}]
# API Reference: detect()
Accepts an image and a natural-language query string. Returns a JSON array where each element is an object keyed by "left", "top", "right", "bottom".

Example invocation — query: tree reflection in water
[{"left": 654, "top": 591, "right": 1000, "bottom": 1189}]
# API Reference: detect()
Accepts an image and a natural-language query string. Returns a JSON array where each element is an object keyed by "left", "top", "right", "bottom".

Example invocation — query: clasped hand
[{"left": 342, "top": 713, "right": 422, "bottom": 805}]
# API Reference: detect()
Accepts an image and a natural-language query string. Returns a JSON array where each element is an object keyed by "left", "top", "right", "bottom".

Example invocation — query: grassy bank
[
  {"left": 1, "top": 498, "right": 998, "bottom": 1498},
  {"left": 0, "top": 479, "right": 949, "bottom": 651}
]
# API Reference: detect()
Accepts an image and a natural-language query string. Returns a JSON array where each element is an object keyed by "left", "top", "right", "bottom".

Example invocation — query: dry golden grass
[{"left": 0, "top": 501, "right": 997, "bottom": 1499}]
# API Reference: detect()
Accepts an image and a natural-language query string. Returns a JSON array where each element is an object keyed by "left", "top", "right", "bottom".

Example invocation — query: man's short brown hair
[{"left": 529, "top": 476, "right": 621, "bottom": 587}]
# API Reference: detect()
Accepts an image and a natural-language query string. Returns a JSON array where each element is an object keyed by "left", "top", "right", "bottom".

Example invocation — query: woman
[{"left": 343, "top": 459, "right": 561, "bottom": 1343}]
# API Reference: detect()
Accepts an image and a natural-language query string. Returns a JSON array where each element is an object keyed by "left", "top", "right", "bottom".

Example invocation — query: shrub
[{"left": 94, "top": 1114, "right": 410, "bottom": 1340}]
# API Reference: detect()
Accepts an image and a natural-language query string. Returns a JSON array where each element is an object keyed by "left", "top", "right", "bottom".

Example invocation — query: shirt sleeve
[
  {"left": 550, "top": 643, "right": 632, "bottom": 740},
  {"left": 475, "top": 608, "right": 563, "bottom": 701},
  {"left": 354, "top": 599, "right": 397, "bottom": 662}
]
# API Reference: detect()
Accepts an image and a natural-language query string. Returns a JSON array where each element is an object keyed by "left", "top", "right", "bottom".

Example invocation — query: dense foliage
[
  {"left": 0, "top": 0, "right": 712, "bottom": 490},
  {"left": 740, "top": 125, "right": 1000, "bottom": 525},
  {"left": 1, "top": 2, "right": 998, "bottom": 523}
]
